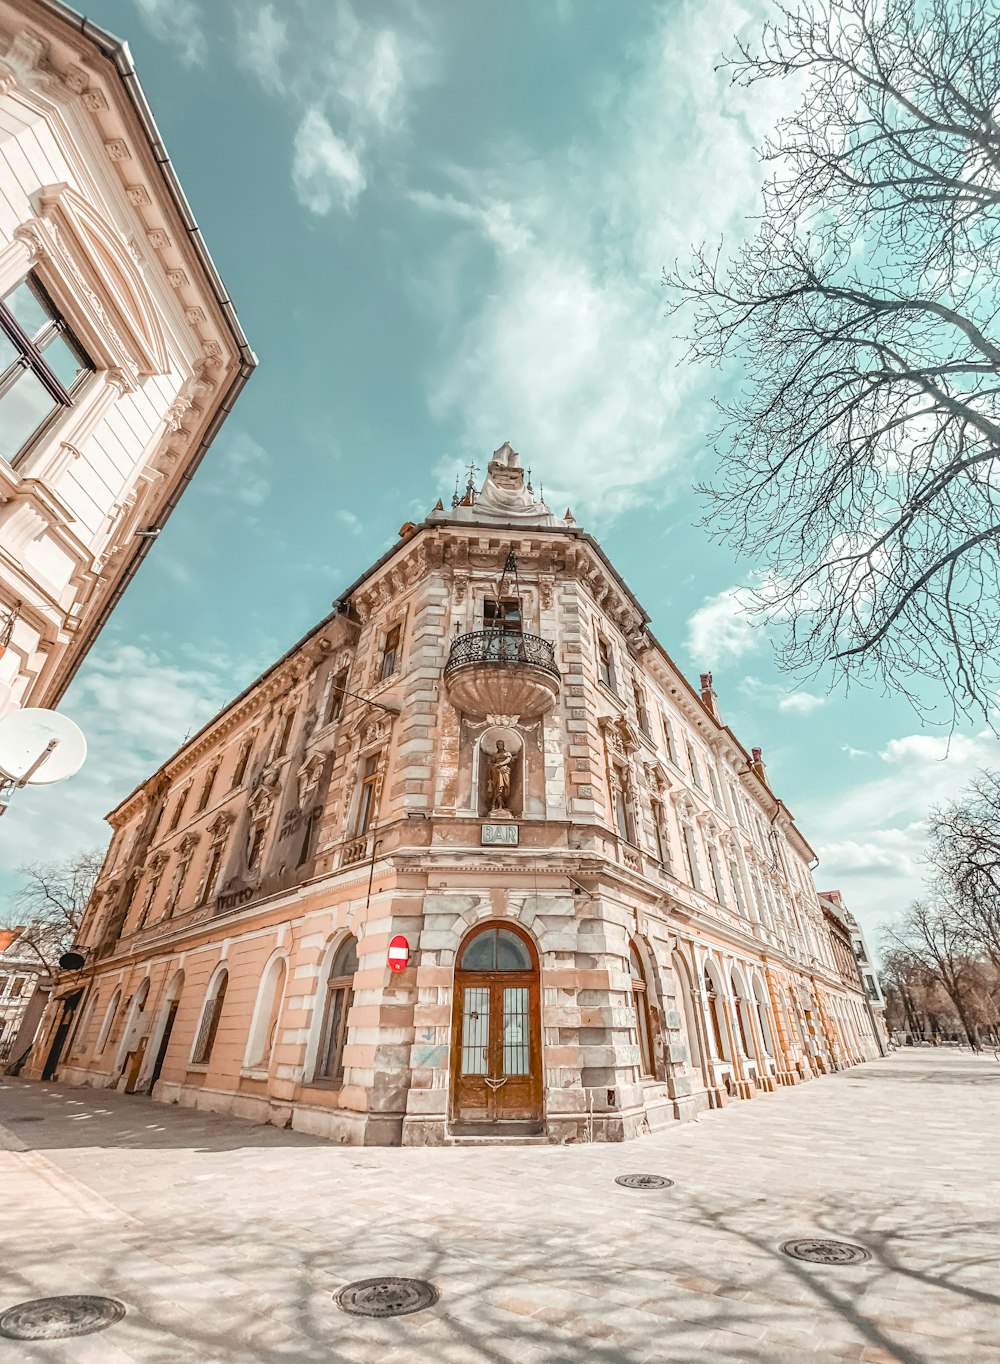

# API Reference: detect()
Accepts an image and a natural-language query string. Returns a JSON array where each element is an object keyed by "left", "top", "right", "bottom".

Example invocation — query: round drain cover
[
  {"left": 781, "top": 1239, "right": 871, "bottom": 1266},
  {"left": 614, "top": 1174, "right": 674, "bottom": 1190},
  {"left": 335, "top": 1278, "right": 439, "bottom": 1318},
  {"left": 0, "top": 1295, "right": 126, "bottom": 1340}
]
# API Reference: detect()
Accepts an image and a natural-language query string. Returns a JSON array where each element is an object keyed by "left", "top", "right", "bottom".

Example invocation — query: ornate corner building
[
  {"left": 0, "top": 0, "right": 254, "bottom": 716},
  {"left": 27, "top": 446, "right": 882, "bottom": 1143}
]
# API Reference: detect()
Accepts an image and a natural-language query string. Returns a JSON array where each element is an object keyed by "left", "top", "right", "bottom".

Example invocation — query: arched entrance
[{"left": 450, "top": 923, "right": 542, "bottom": 1133}]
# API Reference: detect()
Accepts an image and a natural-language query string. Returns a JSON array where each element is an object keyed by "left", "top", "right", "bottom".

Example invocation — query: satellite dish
[
  {"left": 0, "top": 708, "right": 87, "bottom": 785},
  {"left": 58, "top": 951, "right": 86, "bottom": 971}
]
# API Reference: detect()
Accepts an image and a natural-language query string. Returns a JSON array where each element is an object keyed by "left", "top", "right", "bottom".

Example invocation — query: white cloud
[
  {"left": 740, "top": 675, "right": 827, "bottom": 715},
  {"left": 686, "top": 587, "right": 760, "bottom": 662},
  {"left": 203, "top": 430, "right": 272, "bottom": 508},
  {"left": 335, "top": 509, "right": 363, "bottom": 534},
  {"left": 236, "top": 2, "right": 431, "bottom": 215},
  {"left": 419, "top": 0, "right": 796, "bottom": 517},
  {"left": 292, "top": 109, "right": 366, "bottom": 215},
  {"left": 777, "top": 690, "right": 826, "bottom": 715},
  {"left": 131, "top": 0, "right": 206, "bottom": 67},
  {"left": 800, "top": 727, "right": 1000, "bottom": 948},
  {"left": 236, "top": 2, "right": 287, "bottom": 94}
]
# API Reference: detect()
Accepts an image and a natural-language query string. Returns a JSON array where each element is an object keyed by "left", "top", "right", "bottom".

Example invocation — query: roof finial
[
  {"left": 526, "top": 466, "right": 533, "bottom": 494},
  {"left": 451, "top": 474, "right": 461, "bottom": 508}
]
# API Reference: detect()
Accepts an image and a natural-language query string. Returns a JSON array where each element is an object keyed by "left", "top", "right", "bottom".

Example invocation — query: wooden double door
[{"left": 450, "top": 925, "right": 542, "bottom": 1130}]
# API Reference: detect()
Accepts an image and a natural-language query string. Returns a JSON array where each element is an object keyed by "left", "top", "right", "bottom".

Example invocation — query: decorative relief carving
[
  {"left": 147, "top": 228, "right": 171, "bottom": 250},
  {"left": 82, "top": 89, "right": 108, "bottom": 112},
  {"left": 167, "top": 270, "right": 189, "bottom": 289},
  {"left": 105, "top": 139, "right": 131, "bottom": 161},
  {"left": 185, "top": 306, "right": 206, "bottom": 325},
  {"left": 361, "top": 716, "right": 393, "bottom": 748},
  {"left": 63, "top": 65, "right": 88, "bottom": 94},
  {"left": 126, "top": 185, "right": 151, "bottom": 207},
  {"left": 7, "top": 29, "right": 47, "bottom": 73},
  {"left": 486, "top": 713, "right": 519, "bottom": 727}
]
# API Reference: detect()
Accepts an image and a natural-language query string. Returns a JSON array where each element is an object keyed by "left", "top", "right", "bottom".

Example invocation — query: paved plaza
[{"left": 0, "top": 1048, "right": 997, "bottom": 1363}]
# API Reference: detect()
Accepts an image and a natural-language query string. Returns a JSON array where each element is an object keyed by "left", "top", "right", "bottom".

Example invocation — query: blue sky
[{"left": 4, "top": 0, "right": 998, "bottom": 948}]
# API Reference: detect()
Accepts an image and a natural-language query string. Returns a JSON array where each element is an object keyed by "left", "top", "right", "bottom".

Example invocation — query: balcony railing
[{"left": 445, "top": 630, "right": 559, "bottom": 678}]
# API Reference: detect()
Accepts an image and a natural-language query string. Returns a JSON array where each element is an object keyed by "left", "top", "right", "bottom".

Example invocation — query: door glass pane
[
  {"left": 503, "top": 987, "right": 529, "bottom": 1075},
  {"left": 460, "top": 986, "right": 489, "bottom": 1074},
  {"left": 318, "top": 986, "right": 346, "bottom": 1079},
  {"left": 0, "top": 371, "right": 56, "bottom": 461},
  {"left": 41, "top": 333, "right": 87, "bottom": 390},
  {"left": 3, "top": 280, "right": 50, "bottom": 339}
]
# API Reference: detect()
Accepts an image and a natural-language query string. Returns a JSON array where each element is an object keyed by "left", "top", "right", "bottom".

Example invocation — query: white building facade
[{"left": 0, "top": 0, "right": 253, "bottom": 719}]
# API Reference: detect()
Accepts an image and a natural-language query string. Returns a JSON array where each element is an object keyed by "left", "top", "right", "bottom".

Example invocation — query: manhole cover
[
  {"left": 0, "top": 1296, "right": 126, "bottom": 1340},
  {"left": 781, "top": 1239, "right": 871, "bottom": 1266},
  {"left": 335, "top": 1278, "right": 439, "bottom": 1318},
  {"left": 614, "top": 1174, "right": 674, "bottom": 1190}
]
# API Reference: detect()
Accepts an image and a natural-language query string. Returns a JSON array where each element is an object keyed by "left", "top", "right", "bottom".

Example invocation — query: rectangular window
[
  {"left": 201, "top": 843, "right": 224, "bottom": 903},
  {"left": 662, "top": 714, "right": 678, "bottom": 766},
  {"left": 137, "top": 872, "right": 162, "bottom": 929},
  {"left": 597, "top": 636, "right": 615, "bottom": 691},
  {"left": 231, "top": 735, "right": 253, "bottom": 788},
  {"left": 633, "top": 682, "right": 650, "bottom": 735},
  {"left": 686, "top": 741, "right": 704, "bottom": 789},
  {"left": 276, "top": 711, "right": 294, "bottom": 758},
  {"left": 380, "top": 623, "right": 401, "bottom": 680},
  {"left": 651, "top": 800, "right": 670, "bottom": 868},
  {"left": 612, "top": 763, "right": 633, "bottom": 843},
  {"left": 196, "top": 761, "right": 219, "bottom": 813},
  {"left": 683, "top": 825, "right": 702, "bottom": 890},
  {"left": 729, "top": 859, "right": 748, "bottom": 916},
  {"left": 325, "top": 669, "right": 348, "bottom": 724},
  {"left": 0, "top": 275, "right": 93, "bottom": 465},
  {"left": 708, "top": 764, "right": 723, "bottom": 809},
  {"left": 11, "top": 978, "right": 24, "bottom": 997},
  {"left": 707, "top": 844, "right": 727, "bottom": 904},
  {"left": 166, "top": 857, "right": 191, "bottom": 916},
  {"left": 355, "top": 754, "right": 380, "bottom": 834},
  {"left": 168, "top": 788, "right": 189, "bottom": 833},
  {"left": 247, "top": 821, "right": 267, "bottom": 870},
  {"left": 297, "top": 807, "right": 321, "bottom": 866},
  {"left": 483, "top": 598, "right": 522, "bottom": 631}
]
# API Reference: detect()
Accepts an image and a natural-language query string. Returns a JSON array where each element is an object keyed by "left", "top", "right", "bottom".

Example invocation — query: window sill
[
  {"left": 301, "top": 1078, "right": 344, "bottom": 1093},
  {"left": 596, "top": 679, "right": 623, "bottom": 707},
  {"left": 186, "top": 1064, "right": 209, "bottom": 1074},
  {"left": 240, "top": 1067, "right": 269, "bottom": 1081}
]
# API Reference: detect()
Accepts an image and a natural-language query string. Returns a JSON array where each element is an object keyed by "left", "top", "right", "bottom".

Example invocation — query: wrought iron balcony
[{"left": 444, "top": 629, "right": 560, "bottom": 718}]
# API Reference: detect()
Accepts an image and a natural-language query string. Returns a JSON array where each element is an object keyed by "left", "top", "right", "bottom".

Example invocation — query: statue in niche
[{"left": 487, "top": 740, "right": 514, "bottom": 814}]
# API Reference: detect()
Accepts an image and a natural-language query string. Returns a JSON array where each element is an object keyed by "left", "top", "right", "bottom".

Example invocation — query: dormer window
[{"left": 0, "top": 276, "right": 92, "bottom": 465}]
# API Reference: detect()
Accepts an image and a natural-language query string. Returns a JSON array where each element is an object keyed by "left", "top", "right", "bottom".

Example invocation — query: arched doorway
[
  {"left": 450, "top": 923, "right": 542, "bottom": 1132},
  {"left": 629, "top": 941, "right": 655, "bottom": 1078},
  {"left": 42, "top": 990, "right": 83, "bottom": 1081},
  {"left": 147, "top": 969, "right": 184, "bottom": 1092}
]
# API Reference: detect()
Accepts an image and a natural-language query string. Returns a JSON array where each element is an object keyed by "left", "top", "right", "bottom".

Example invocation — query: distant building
[
  {"left": 0, "top": 0, "right": 254, "bottom": 721},
  {"left": 30, "top": 446, "right": 882, "bottom": 1142},
  {"left": 819, "top": 889, "right": 887, "bottom": 1056},
  {"left": 0, "top": 927, "right": 51, "bottom": 1067}
]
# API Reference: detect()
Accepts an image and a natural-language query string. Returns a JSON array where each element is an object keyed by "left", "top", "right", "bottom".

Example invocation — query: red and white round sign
[{"left": 387, "top": 934, "right": 409, "bottom": 972}]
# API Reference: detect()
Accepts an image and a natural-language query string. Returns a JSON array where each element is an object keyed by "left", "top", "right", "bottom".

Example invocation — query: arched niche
[{"left": 477, "top": 725, "right": 524, "bottom": 817}]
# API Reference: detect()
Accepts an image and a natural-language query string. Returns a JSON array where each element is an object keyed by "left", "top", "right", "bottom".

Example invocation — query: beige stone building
[
  {"left": 0, "top": 0, "right": 253, "bottom": 722},
  {"left": 28, "top": 446, "right": 881, "bottom": 1140}
]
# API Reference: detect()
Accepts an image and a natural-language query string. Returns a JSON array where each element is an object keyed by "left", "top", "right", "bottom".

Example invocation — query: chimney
[
  {"left": 699, "top": 672, "right": 719, "bottom": 721},
  {"left": 750, "top": 746, "right": 769, "bottom": 786}
]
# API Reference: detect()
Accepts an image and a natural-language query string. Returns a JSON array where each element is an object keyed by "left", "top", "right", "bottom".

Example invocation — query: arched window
[
  {"left": 313, "top": 937, "right": 358, "bottom": 1083},
  {"left": 459, "top": 927, "right": 532, "bottom": 971},
  {"left": 752, "top": 976, "right": 775, "bottom": 1057},
  {"left": 71, "top": 991, "right": 99, "bottom": 1057},
  {"left": 192, "top": 968, "right": 228, "bottom": 1065},
  {"left": 245, "top": 956, "right": 288, "bottom": 1069},
  {"left": 629, "top": 943, "right": 655, "bottom": 1077},
  {"left": 703, "top": 966, "right": 726, "bottom": 1060},
  {"left": 96, "top": 988, "right": 121, "bottom": 1054},
  {"left": 731, "top": 970, "right": 753, "bottom": 1058}
]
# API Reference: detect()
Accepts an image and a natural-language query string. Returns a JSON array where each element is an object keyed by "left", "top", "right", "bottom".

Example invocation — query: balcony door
[{"left": 451, "top": 924, "right": 542, "bottom": 1132}]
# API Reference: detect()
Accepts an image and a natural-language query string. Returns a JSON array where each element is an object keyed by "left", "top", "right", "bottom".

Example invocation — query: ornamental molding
[
  {"left": 207, "top": 810, "right": 235, "bottom": 839},
  {"left": 600, "top": 714, "right": 640, "bottom": 758},
  {"left": 176, "top": 831, "right": 201, "bottom": 855},
  {"left": 16, "top": 183, "right": 169, "bottom": 377}
]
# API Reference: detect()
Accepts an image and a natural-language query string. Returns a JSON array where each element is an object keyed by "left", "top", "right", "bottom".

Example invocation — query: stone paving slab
[{"left": 1, "top": 1050, "right": 998, "bottom": 1362}]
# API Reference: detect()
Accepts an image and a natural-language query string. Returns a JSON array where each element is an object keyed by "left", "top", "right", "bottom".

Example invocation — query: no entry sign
[{"left": 388, "top": 935, "right": 410, "bottom": 972}]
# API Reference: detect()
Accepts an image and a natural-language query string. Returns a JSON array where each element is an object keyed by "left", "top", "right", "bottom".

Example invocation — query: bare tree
[
  {"left": 929, "top": 771, "right": 1000, "bottom": 970},
  {"left": 2, "top": 850, "right": 102, "bottom": 976},
  {"left": 666, "top": 0, "right": 1000, "bottom": 724},
  {"left": 883, "top": 899, "right": 984, "bottom": 1045}
]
